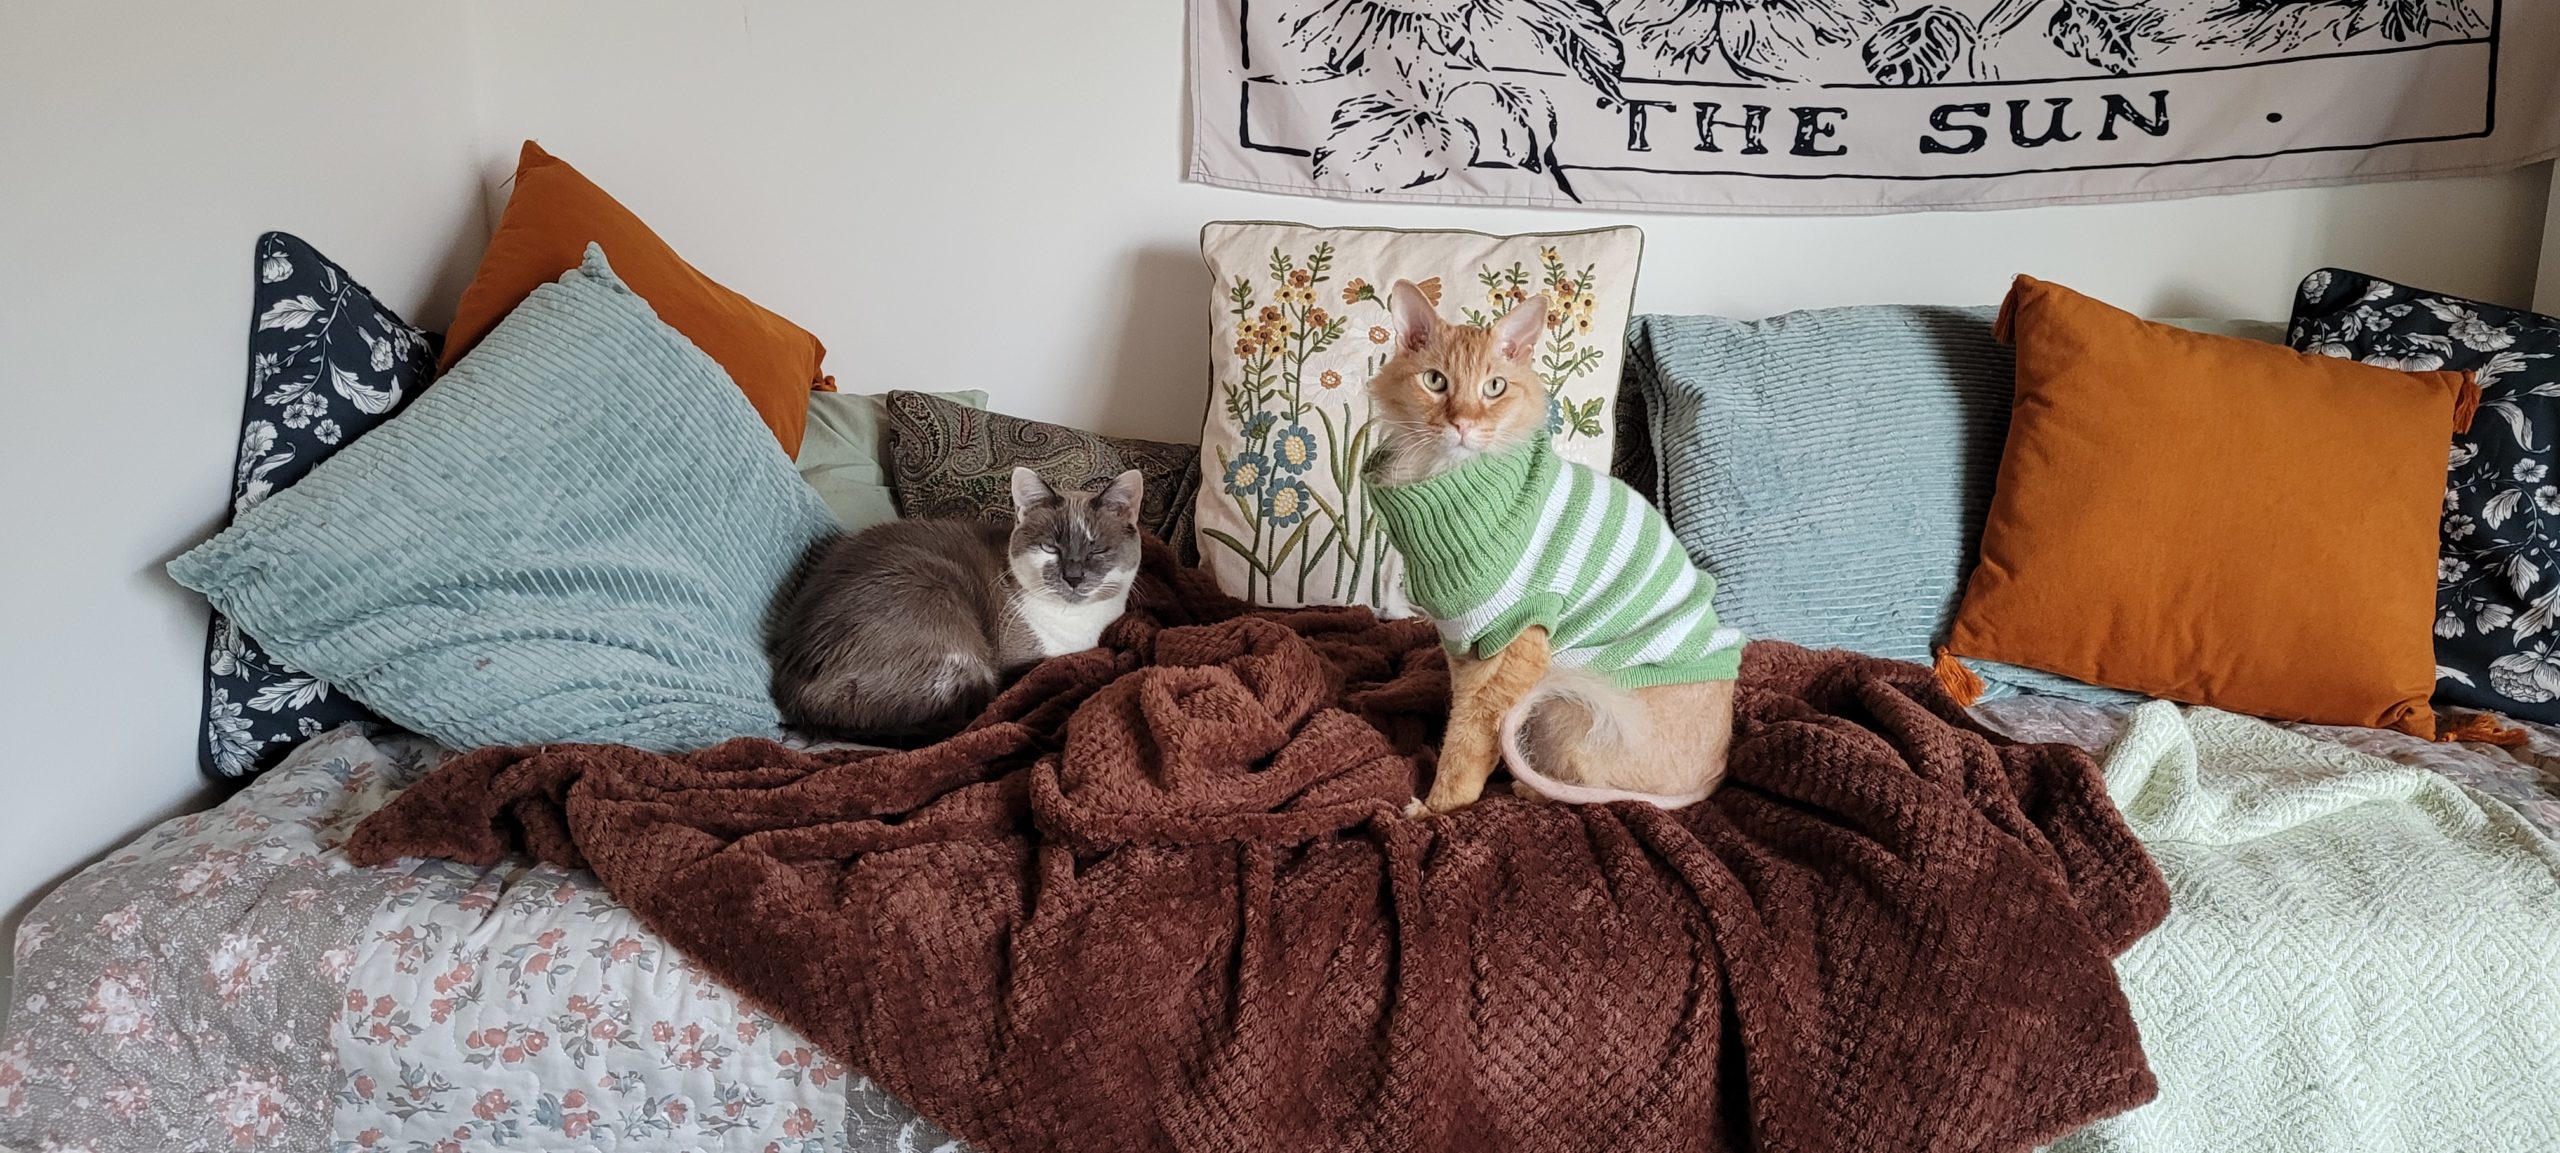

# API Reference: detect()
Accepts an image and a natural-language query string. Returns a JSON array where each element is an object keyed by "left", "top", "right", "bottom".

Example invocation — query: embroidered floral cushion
[
  {"left": 880, "top": 390, "right": 1202, "bottom": 557},
  {"left": 2292, "top": 269, "right": 2560, "bottom": 723},
  {"left": 200, "top": 233, "right": 439, "bottom": 779},
  {"left": 1195, "top": 222, "right": 1642, "bottom": 613}
]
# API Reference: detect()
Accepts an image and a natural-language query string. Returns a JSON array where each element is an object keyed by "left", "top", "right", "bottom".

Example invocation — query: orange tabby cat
[{"left": 1366, "top": 281, "right": 1735, "bottom": 814}]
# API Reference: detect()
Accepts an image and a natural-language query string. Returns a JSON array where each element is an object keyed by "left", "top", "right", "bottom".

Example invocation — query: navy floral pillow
[
  {"left": 201, "top": 233, "right": 438, "bottom": 778},
  {"left": 2291, "top": 269, "right": 2560, "bottom": 723}
]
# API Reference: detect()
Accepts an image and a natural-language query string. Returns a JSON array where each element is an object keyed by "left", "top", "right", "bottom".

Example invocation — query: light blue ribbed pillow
[
  {"left": 1626, "top": 305, "right": 2015, "bottom": 669},
  {"left": 169, "top": 245, "right": 837, "bottom": 752}
]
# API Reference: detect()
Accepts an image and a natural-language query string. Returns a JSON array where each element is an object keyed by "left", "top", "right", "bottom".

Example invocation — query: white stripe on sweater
[
  {"left": 1557, "top": 524, "right": 1673, "bottom": 652},
  {"left": 1544, "top": 468, "right": 1610, "bottom": 595},
  {"left": 1441, "top": 465, "right": 1575, "bottom": 644},
  {"left": 1622, "top": 596, "right": 1714, "bottom": 669}
]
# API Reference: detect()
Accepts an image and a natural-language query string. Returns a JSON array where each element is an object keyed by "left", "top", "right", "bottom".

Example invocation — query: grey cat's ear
[
  {"left": 1494, "top": 294, "right": 1548, "bottom": 360},
  {"left": 1010, "top": 466, "right": 1058, "bottom": 515},
  {"left": 1096, "top": 469, "right": 1144, "bottom": 527},
  {"left": 1388, "top": 280, "right": 1437, "bottom": 353}
]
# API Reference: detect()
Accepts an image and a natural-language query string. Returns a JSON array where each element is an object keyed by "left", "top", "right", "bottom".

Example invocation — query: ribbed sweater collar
[{"left": 1368, "top": 435, "right": 1558, "bottom": 613}]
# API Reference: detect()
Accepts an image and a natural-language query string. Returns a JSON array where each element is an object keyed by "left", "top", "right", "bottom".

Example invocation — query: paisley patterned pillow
[
  {"left": 881, "top": 390, "right": 1201, "bottom": 558},
  {"left": 2291, "top": 269, "right": 2560, "bottom": 723},
  {"left": 201, "top": 233, "right": 438, "bottom": 779}
]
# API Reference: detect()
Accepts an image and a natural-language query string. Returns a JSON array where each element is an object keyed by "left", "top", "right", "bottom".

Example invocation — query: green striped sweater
[{"left": 1368, "top": 434, "right": 1742, "bottom": 689}]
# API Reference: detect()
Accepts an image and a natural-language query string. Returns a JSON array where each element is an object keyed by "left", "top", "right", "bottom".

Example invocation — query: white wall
[
  {"left": 0, "top": 2, "right": 488, "bottom": 1004},
  {"left": 0, "top": 0, "right": 2550, "bottom": 1017},
  {"left": 466, "top": 1, "right": 2550, "bottom": 446}
]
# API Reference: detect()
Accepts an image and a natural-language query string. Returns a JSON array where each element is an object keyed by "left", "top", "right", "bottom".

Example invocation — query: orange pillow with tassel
[
  {"left": 443, "top": 142, "right": 830, "bottom": 456},
  {"left": 1936, "top": 276, "right": 2476, "bottom": 738}
]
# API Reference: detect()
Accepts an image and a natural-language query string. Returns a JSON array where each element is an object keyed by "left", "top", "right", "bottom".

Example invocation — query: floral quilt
[{"left": 1, "top": 727, "right": 958, "bottom": 1153}]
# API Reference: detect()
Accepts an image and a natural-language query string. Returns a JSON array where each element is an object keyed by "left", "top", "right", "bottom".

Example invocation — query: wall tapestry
[{"left": 1188, "top": 0, "right": 2560, "bottom": 214}]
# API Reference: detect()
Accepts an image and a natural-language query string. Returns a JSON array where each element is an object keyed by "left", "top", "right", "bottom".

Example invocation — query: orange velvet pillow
[
  {"left": 1941, "top": 276, "right": 2476, "bottom": 737},
  {"left": 443, "top": 142, "right": 828, "bottom": 456}
]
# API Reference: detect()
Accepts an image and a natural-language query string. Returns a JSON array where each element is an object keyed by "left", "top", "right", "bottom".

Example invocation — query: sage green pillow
[
  {"left": 797, "top": 389, "right": 987, "bottom": 532},
  {"left": 168, "top": 245, "right": 838, "bottom": 753}
]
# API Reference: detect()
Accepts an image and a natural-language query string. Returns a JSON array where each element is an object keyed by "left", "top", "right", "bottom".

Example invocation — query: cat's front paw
[{"left": 1402, "top": 797, "right": 1429, "bottom": 819}]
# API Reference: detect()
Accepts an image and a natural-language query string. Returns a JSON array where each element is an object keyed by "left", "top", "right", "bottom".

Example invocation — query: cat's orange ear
[
  {"left": 1388, "top": 280, "right": 1438, "bottom": 354},
  {"left": 1494, "top": 295, "right": 1548, "bottom": 361}
]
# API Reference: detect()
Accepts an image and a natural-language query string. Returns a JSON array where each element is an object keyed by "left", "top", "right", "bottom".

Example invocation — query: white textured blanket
[{"left": 2057, "top": 704, "right": 2560, "bottom": 1152}]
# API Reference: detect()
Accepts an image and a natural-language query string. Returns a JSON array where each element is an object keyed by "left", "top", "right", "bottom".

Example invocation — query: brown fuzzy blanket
[{"left": 352, "top": 542, "right": 2169, "bottom": 1153}]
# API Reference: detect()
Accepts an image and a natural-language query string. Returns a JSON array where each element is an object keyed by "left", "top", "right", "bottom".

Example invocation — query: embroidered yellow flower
[{"left": 1342, "top": 278, "right": 1372, "bottom": 305}]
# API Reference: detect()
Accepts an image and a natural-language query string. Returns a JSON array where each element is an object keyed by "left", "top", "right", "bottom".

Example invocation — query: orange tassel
[
  {"left": 2436, "top": 711, "right": 2529, "bottom": 748},
  {"left": 2450, "top": 371, "right": 2481, "bottom": 434},
  {"left": 1933, "top": 649, "right": 1986, "bottom": 706}
]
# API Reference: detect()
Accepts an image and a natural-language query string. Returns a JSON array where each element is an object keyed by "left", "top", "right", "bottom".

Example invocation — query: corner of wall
[{"left": 2537, "top": 161, "right": 2560, "bottom": 314}]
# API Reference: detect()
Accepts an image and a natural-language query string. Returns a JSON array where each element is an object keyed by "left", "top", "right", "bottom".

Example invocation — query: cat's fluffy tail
[{"left": 1498, "top": 667, "right": 1712, "bottom": 810}]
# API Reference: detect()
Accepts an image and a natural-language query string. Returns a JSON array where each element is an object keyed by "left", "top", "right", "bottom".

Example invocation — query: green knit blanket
[{"left": 2056, "top": 703, "right": 2560, "bottom": 1151}]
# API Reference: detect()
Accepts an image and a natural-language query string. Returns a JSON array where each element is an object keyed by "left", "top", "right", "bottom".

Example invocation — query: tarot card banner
[{"left": 1189, "top": 0, "right": 2560, "bottom": 214}]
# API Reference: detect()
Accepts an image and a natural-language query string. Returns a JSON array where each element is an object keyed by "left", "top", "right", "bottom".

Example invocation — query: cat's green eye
[
  {"left": 1482, "top": 376, "right": 1507, "bottom": 399},
  {"left": 1419, "top": 370, "right": 1449, "bottom": 394}
]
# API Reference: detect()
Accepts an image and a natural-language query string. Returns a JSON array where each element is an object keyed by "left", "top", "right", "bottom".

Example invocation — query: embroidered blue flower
[
  {"left": 1245, "top": 411, "right": 1278, "bottom": 440},
  {"left": 1270, "top": 424, "right": 1318, "bottom": 474},
  {"left": 1223, "top": 451, "right": 1272, "bottom": 498},
  {"left": 1263, "top": 480, "right": 1317, "bottom": 528},
  {"left": 1546, "top": 392, "right": 1565, "bottom": 436}
]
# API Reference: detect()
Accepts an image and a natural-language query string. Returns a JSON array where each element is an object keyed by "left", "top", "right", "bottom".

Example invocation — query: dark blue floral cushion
[
  {"left": 201, "top": 233, "right": 438, "bottom": 778},
  {"left": 2291, "top": 269, "right": 2560, "bottom": 723}
]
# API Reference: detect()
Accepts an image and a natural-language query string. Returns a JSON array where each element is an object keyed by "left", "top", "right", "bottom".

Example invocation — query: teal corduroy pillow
[
  {"left": 1626, "top": 305, "right": 2016, "bottom": 669},
  {"left": 169, "top": 245, "right": 838, "bottom": 752}
]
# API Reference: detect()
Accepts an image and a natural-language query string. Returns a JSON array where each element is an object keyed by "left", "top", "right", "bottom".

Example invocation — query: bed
[{"left": 5, "top": 696, "right": 2555, "bottom": 1153}]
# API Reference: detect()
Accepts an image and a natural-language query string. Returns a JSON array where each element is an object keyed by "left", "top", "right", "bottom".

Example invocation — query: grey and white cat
[{"left": 767, "top": 467, "right": 1144, "bottom": 740}]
